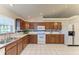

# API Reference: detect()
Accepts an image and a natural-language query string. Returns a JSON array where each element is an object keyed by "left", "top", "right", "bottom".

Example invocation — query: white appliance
[
  {"left": 67, "top": 24, "right": 73, "bottom": 45},
  {"left": 37, "top": 26, "right": 45, "bottom": 44},
  {"left": 68, "top": 23, "right": 79, "bottom": 46}
]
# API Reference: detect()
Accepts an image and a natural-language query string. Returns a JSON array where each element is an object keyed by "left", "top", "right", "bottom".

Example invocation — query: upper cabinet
[
  {"left": 29, "top": 22, "right": 34, "bottom": 29},
  {"left": 53, "top": 22, "right": 62, "bottom": 30},
  {"left": 29, "top": 22, "right": 62, "bottom": 30},
  {"left": 29, "top": 22, "right": 44, "bottom": 29},
  {"left": 15, "top": 18, "right": 29, "bottom": 31},
  {"left": 45, "top": 22, "right": 62, "bottom": 30},
  {"left": 45, "top": 22, "right": 51, "bottom": 29}
]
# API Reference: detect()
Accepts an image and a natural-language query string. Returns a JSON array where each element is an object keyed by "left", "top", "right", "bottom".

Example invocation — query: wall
[
  {"left": 0, "top": 5, "right": 22, "bottom": 33},
  {"left": 28, "top": 17, "right": 70, "bottom": 44}
]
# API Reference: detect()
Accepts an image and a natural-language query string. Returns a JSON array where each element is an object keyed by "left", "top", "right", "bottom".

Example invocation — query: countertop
[
  {"left": 0, "top": 34, "right": 28, "bottom": 49},
  {"left": 28, "top": 32, "right": 63, "bottom": 34},
  {"left": 0, "top": 32, "right": 64, "bottom": 49}
]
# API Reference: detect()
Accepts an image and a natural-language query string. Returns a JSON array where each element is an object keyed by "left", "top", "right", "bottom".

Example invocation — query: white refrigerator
[{"left": 68, "top": 23, "right": 79, "bottom": 45}]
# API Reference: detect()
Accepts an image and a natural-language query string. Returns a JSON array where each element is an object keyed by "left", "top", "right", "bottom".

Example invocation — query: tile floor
[{"left": 21, "top": 44, "right": 79, "bottom": 55}]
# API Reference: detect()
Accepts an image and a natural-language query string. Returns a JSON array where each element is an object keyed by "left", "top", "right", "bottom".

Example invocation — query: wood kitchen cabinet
[
  {"left": 46, "top": 34, "right": 64, "bottom": 44},
  {"left": 29, "top": 22, "right": 34, "bottom": 29},
  {"left": 17, "top": 39, "right": 23, "bottom": 54},
  {"left": 29, "top": 35, "right": 37, "bottom": 44},
  {"left": 45, "top": 22, "right": 54, "bottom": 29},
  {"left": 53, "top": 22, "right": 62, "bottom": 30},
  {"left": 5, "top": 35, "right": 29, "bottom": 55},
  {"left": 5, "top": 41, "right": 17, "bottom": 55},
  {"left": 20, "top": 20, "right": 25, "bottom": 30},
  {"left": 22, "top": 35, "right": 29, "bottom": 49},
  {"left": 29, "top": 22, "right": 45, "bottom": 29},
  {"left": 46, "top": 35, "right": 56, "bottom": 43},
  {"left": 58, "top": 22, "right": 62, "bottom": 30},
  {"left": 20, "top": 20, "right": 29, "bottom": 30},
  {"left": 16, "top": 18, "right": 29, "bottom": 30},
  {"left": 50, "top": 22, "right": 54, "bottom": 29},
  {"left": 29, "top": 22, "right": 62, "bottom": 30},
  {"left": 18, "top": 35, "right": 29, "bottom": 54},
  {"left": 55, "top": 35, "right": 60, "bottom": 44},
  {"left": 5, "top": 46, "right": 17, "bottom": 55},
  {"left": 59, "top": 35, "right": 64, "bottom": 44},
  {"left": 45, "top": 22, "right": 50, "bottom": 29}
]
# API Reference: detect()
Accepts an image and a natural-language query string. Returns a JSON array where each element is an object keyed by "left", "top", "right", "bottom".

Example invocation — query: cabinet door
[
  {"left": 59, "top": 35, "right": 64, "bottom": 44},
  {"left": 5, "top": 46, "right": 17, "bottom": 55},
  {"left": 16, "top": 18, "right": 28, "bottom": 30},
  {"left": 18, "top": 42, "right": 23, "bottom": 54},
  {"left": 20, "top": 20, "right": 24, "bottom": 30},
  {"left": 45, "top": 22, "right": 50, "bottom": 29},
  {"left": 51, "top": 35, "right": 56, "bottom": 43},
  {"left": 53, "top": 22, "right": 58, "bottom": 30},
  {"left": 46, "top": 34, "right": 64, "bottom": 44},
  {"left": 17, "top": 39, "right": 23, "bottom": 54},
  {"left": 26, "top": 35, "right": 30, "bottom": 44},
  {"left": 58, "top": 22, "right": 62, "bottom": 30},
  {"left": 22, "top": 36, "right": 29, "bottom": 49},
  {"left": 55, "top": 35, "right": 59, "bottom": 44},
  {"left": 22, "top": 39, "right": 26, "bottom": 49},
  {"left": 46, "top": 35, "right": 56, "bottom": 44},
  {"left": 50, "top": 22, "right": 54, "bottom": 29},
  {"left": 53, "top": 22, "right": 62, "bottom": 30},
  {"left": 5, "top": 42, "right": 17, "bottom": 55},
  {"left": 46, "top": 35, "right": 51, "bottom": 43},
  {"left": 29, "top": 35, "right": 37, "bottom": 44},
  {"left": 29, "top": 22, "right": 34, "bottom": 29}
]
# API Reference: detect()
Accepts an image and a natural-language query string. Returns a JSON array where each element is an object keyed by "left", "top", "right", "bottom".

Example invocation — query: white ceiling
[{"left": 3, "top": 4, "right": 79, "bottom": 19}]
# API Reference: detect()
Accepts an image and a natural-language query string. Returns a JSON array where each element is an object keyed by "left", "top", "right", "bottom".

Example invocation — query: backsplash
[{"left": 29, "top": 29, "right": 61, "bottom": 32}]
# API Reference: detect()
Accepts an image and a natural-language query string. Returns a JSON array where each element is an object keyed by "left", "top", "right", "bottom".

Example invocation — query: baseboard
[{"left": 67, "top": 45, "right": 79, "bottom": 46}]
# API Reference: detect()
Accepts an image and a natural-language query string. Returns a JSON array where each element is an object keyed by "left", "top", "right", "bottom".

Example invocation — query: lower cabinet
[
  {"left": 22, "top": 35, "right": 29, "bottom": 49},
  {"left": 46, "top": 34, "right": 64, "bottom": 44},
  {"left": 59, "top": 35, "right": 64, "bottom": 44},
  {"left": 17, "top": 39, "right": 23, "bottom": 54},
  {"left": 5, "top": 41, "right": 17, "bottom": 55},
  {"left": 5, "top": 46, "right": 17, "bottom": 55},
  {"left": 29, "top": 35, "right": 37, "bottom": 44},
  {"left": 5, "top": 35, "right": 29, "bottom": 55}
]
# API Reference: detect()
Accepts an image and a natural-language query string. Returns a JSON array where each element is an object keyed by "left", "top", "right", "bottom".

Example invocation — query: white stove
[{"left": 37, "top": 26, "right": 45, "bottom": 44}]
